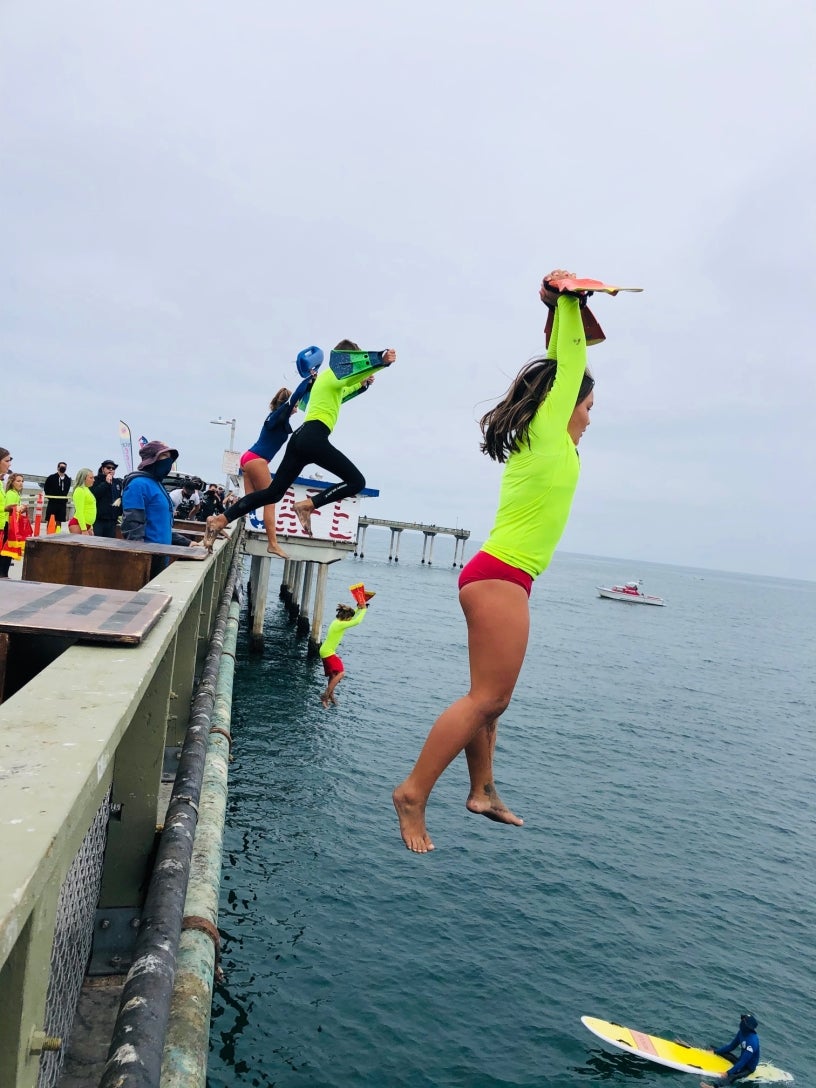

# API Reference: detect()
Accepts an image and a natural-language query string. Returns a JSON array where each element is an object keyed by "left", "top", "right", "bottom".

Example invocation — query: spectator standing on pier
[
  {"left": 3, "top": 473, "right": 25, "bottom": 517},
  {"left": 0, "top": 447, "right": 12, "bottom": 576},
  {"left": 121, "top": 441, "right": 192, "bottom": 573},
  {"left": 43, "top": 460, "right": 71, "bottom": 526},
  {"left": 91, "top": 460, "right": 123, "bottom": 538},
  {"left": 0, "top": 472, "right": 28, "bottom": 569},
  {"left": 203, "top": 341, "right": 396, "bottom": 546},
  {"left": 238, "top": 358, "right": 320, "bottom": 558},
  {"left": 393, "top": 272, "right": 603, "bottom": 853},
  {"left": 197, "top": 482, "right": 225, "bottom": 522},
  {"left": 318, "top": 603, "right": 369, "bottom": 708},
  {"left": 169, "top": 479, "right": 201, "bottom": 520},
  {"left": 68, "top": 468, "right": 97, "bottom": 534}
]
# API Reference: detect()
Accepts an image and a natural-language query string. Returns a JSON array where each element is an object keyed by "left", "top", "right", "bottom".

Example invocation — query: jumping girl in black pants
[{"left": 205, "top": 341, "right": 396, "bottom": 542}]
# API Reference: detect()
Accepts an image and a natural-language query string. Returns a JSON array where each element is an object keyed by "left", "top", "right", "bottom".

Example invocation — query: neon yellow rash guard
[
  {"left": 319, "top": 608, "right": 367, "bottom": 658},
  {"left": 0, "top": 482, "right": 6, "bottom": 530},
  {"left": 72, "top": 486, "right": 97, "bottom": 531},
  {"left": 481, "top": 294, "right": 587, "bottom": 580},
  {"left": 2, "top": 485, "right": 19, "bottom": 532},
  {"left": 304, "top": 361, "right": 388, "bottom": 432}
]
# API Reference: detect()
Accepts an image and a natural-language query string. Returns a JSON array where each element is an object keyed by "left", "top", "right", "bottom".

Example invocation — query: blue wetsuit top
[
  {"left": 247, "top": 375, "right": 314, "bottom": 462},
  {"left": 715, "top": 1026, "right": 760, "bottom": 1080}
]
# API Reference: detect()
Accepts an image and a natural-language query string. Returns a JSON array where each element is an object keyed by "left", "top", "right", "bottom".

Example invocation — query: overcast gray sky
[{"left": 3, "top": 1, "right": 814, "bottom": 579}]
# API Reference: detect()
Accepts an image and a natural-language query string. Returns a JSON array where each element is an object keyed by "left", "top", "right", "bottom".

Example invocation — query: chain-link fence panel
[{"left": 37, "top": 789, "right": 111, "bottom": 1088}]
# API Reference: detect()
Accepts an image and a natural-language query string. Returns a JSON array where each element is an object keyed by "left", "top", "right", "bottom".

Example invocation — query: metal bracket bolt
[{"left": 30, "top": 1030, "right": 62, "bottom": 1054}]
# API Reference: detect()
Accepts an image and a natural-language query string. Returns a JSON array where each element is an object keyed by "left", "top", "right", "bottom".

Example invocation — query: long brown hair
[
  {"left": 479, "top": 358, "right": 594, "bottom": 463},
  {"left": 270, "top": 387, "right": 292, "bottom": 411}
]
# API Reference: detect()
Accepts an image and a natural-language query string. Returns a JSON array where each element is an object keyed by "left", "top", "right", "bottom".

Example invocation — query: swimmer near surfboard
[{"left": 581, "top": 1016, "right": 793, "bottom": 1083}]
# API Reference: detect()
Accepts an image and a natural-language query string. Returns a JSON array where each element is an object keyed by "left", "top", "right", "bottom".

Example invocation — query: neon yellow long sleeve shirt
[
  {"left": 304, "top": 357, "right": 390, "bottom": 432},
  {"left": 481, "top": 295, "right": 587, "bottom": 579},
  {"left": 319, "top": 608, "right": 367, "bottom": 658},
  {"left": 72, "top": 486, "right": 97, "bottom": 531}
]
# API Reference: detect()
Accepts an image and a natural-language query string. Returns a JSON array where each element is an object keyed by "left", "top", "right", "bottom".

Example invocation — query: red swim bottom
[
  {"left": 458, "top": 550, "right": 533, "bottom": 597},
  {"left": 322, "top": 654, "right": 344, "bottom": 676},
  {"left": 240, "top": 449, "right": 265, "bottom": 468}
]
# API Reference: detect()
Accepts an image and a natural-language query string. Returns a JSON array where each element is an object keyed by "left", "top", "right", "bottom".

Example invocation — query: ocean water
[{"left": 208, "top": 542, "right": 816, "bottom": 1088}]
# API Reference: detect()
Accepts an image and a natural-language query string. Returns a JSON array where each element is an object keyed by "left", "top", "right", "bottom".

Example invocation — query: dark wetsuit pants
[
  {"left": 45, "top": 499, "right": 68, "bottom": 524},
  {"left": 225, "top": 421, "right": 364, "bottom": 523}
]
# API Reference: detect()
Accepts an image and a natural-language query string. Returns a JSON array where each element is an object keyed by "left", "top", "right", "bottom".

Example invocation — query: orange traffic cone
[{"left": 47, "top": 515, "right": 57, "bottom": 534}]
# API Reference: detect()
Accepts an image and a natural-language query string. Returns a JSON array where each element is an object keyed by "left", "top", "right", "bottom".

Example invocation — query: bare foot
[
  {"left": 320, "top": 694, "right": 330, "bottom": 709},
  {"left": 330, "top": 694, "right": 338, "bottom": 705},
  {"left": 267, "top": 542, "right": 288, "bottom": 558},
  {"left": 293, "top": 500, "right": 313, "bottom": 536},
  {"left": 392, "top": 784, "right": 435, "bottom": 853},
  {"left": 465, "top": 783, "right": 523, "bottom": 826},
  {"left": 202, "top": 515, "right": 227, "bottom": 551}
]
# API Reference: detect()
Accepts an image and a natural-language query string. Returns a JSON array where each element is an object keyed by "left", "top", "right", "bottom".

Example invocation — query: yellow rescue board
[{"left": 581, "top": 1016, "right": 793, "bottom": 1082}]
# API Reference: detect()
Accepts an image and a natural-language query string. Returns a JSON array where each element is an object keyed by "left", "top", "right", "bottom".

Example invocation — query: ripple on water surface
[{"left": 209, "top": 554, "right": 816, "bottom": 1087}]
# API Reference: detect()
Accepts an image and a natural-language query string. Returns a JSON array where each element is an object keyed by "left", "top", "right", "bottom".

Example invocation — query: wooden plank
[
  {"left": 22, "top": 536, "right": 208, "bottom": 593},
  {"left": 172, "top": 519, "right": 207, "bottom": 533},
  {"left": 172, "top": 519, "right": 207, "bottom": 541},
  {"left": 22, "top": 534, "right": 208, "bottom": 560},
  {"left": 0, "top": 581, "right": 171, "bottom": 644},
  {"left": 24, "top": 539, "right": 152, "bottom": 592}
]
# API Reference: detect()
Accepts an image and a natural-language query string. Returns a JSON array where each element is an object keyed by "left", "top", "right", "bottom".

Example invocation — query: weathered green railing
[{"left": 0, "top": 526, "right": 241, "bottom": 1088}]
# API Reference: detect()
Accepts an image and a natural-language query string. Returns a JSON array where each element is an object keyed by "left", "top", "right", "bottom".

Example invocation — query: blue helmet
[
  {"left": 296, "top": 345, "right": 324, "bottom": 378},
  {"left": 741, "top": 1014, "right": 758, "bottom": 1032}
]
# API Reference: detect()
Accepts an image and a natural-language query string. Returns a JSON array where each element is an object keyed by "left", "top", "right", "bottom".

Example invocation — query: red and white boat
[{"left": 597, "top": 580, "right": 665, "bottom": 606}]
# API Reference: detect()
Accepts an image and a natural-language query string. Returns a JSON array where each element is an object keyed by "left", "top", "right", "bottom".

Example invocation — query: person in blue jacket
[
  {"left": 121, "top": 440, "right": 192, "bottom": 576},
  {"left": 704, "top": 1014, "right": 760, "bottom": 1085}
]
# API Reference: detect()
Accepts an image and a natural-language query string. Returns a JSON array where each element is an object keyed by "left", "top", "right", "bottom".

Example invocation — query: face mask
[{"left": 154, "top": 459, "right": 174, "bottom": 479}]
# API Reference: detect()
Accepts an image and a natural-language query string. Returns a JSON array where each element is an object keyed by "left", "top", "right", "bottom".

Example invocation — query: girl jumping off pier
[
  {"left": 239, "top": 350, "right": 321, "bottom": 558},
  {"left": 393, "top": 271, "right": 610, "bottom": 853},
  {"left": 204, "top": 341, "right": 395, "bottom": 545},
  {"left": 318, "top": 602, "right": 369, "bottom": 708}
]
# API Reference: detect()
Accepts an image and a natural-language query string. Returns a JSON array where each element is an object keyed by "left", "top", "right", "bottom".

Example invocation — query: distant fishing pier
[{"left": 355, "top": 516, "right": 469, "bottom": 566}]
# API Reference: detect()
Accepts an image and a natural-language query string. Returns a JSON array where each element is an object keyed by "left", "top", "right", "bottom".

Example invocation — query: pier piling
[{"left": 297, "top": 562, "right": 315, "bottom": 636}]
